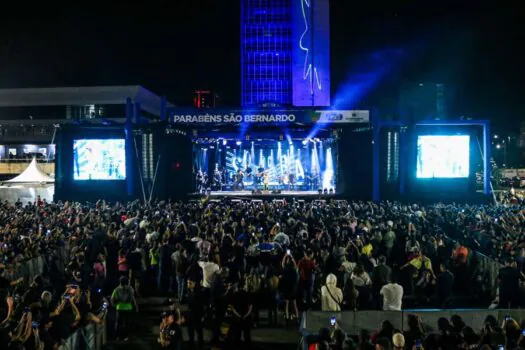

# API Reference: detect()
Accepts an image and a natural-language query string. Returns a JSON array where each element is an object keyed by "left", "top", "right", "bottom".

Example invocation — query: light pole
[{"left": 496, "top": 142, "right": 507, "bottom": 167}]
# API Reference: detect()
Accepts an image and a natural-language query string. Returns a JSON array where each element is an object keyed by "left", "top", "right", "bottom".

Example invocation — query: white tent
[{"left": 5, "top": 158, "right": 55, "bottom": 183}]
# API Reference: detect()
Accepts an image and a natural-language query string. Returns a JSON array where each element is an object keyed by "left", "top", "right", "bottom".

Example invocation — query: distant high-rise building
[
  {"left": 240, "top": 0, "right": 330, "bottom": 107},
  {"left": 193, "top": 90, "right": 218, "bottom": 109}
]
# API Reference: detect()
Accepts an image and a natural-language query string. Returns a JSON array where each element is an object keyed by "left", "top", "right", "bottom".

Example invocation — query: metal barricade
[
  {"left": 302, "top": 309, "right": 525, "bottom": 336},
  {"left": 475, "top": 251, "right": 502, "bottom": 298},
  {"left": 58, "top": 318, "right": 107, "bottom": 350}
]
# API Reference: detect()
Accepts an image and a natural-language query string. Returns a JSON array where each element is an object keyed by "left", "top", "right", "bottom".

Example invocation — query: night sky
[{"left": 0, "top": 1, "right": 523, "bottom": 131}]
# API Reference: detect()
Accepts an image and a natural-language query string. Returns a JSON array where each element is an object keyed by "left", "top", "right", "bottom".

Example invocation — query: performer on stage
[
  {"left": 311, "top": 171, "right": 320, "bottom": 191},
  {"left": 213, "top": 166, "right": 222, "bottom": 191},
  {"left": 235, "top": 169, "right": 244, "bottom": 190},
  {"left": 288, "top": 173, "right": 296, "bottom": 191},
  {"left": 263, "top": 170, "right": 269, "bottom": 191},
  {"left": 199, "top": 171, "right": 209, "bottom": 191},
  {"left": 256, "top": 166, "right": 265, "bottom": 190}
]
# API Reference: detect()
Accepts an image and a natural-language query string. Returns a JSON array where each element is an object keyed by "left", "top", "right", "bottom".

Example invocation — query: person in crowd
[
  {"left": 375, "top": 337, "right": 392, "bottom": 350},
  {"left": 280, "top": 252, "right": 299, "bottom": 321},
  {"left": 392, "top": 333, "right": 405, "bottom": 350},
  {"left": 498, "top": 258, "right": 524, "bottom": 308},
  {"left": 435, "top": 262, "right": 454, "bottom": 308},
  {"left": 172, "top": 244, "right": 189, "bottom": 302},
  {"left": 321, "top": 273, "right": 342, "bottom": 312},
  {"left": 158, "top": 238, "right": 174, "bottom": 296},
  {"left": 372, "top": 256, "right": 392, "bottom": 307},
  {"left": 127, "top": 246, "right": 143, "bottom": 297},
  {"left": 358, "top": 329, "right": 375, "bottom": 350},
  {"left": 298, "top": 249, "right": 317, "bottom": 306},
  {"left": 227, "top": 281, "right": 253, "bottom": 347},
  {"left": 159, "top": 308, "right": 184, "bottom": 349},
  {"left": 376, "top": 320, "right": 395, "bottom": 343},
  {"left": 117, "top": 249, "right": 128, "bottom": 279},
  {"left": 342, "top": 276, "right": 359, "bottom": 310},
  {"left": 403, "top": 314, "right": 425, "bottom": 350},
  {"left": 185, "top": 278, "right": 204, "bottom": 348},
  {"left": 111, "top": 276, "right": 138, "bottom": 341},
  {"left": 379, "top": 274, "right": 403, "bottom": 311}
]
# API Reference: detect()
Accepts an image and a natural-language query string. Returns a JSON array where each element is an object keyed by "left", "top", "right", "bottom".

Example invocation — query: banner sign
[{"left": 170, "top": 109, "right": 369, "bottom": 125}]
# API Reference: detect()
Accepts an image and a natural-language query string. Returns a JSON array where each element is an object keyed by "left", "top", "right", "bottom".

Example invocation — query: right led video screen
[{"left": 416, "top": 135, "right": 470, "bottom": 178}]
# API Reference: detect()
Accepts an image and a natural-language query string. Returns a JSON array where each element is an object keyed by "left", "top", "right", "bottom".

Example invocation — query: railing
[
  {"left": 4, "top": 246, "right": 68, "bottom": 284},
  {"left": 441, "top": 236, "right": 502, "bottom": 299},
  {"left": 7, "top": 245, "right": 107, "bottom": 349},
  {"left": 300, "top": 309, "right": 525, "bottom": 348},
  {"left": 59, "top": 318, "right": 107, "bottom": 350}
]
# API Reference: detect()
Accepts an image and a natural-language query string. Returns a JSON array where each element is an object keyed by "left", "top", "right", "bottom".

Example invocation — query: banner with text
[{"left": 170, "top": 109, "right": 369, "bottom": 125}]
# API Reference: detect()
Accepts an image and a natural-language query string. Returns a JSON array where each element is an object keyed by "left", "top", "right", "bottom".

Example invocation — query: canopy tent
[{"left": 5, "top": 158, "right": 55, "bottom": 183}]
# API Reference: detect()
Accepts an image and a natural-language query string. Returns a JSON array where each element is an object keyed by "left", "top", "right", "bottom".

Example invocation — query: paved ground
[{"left": 103, "top": 297, "right": 301, "bottom": 350}]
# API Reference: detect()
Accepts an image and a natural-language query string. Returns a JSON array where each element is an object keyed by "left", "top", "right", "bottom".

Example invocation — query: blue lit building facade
[{"left": 241, "top": 0, "right": 330, "bottom": 108}]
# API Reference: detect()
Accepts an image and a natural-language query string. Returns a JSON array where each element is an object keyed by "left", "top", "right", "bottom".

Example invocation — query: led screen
[
  {"left": 416, "top": 135, "right": 470, "bottom": 178},
  {"left": 73, "top": 139, "right": 126, "bottom": 180}
]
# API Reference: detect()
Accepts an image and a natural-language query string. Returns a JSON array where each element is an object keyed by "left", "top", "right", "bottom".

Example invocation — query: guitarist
[{"left": 256, "top": 167, "right": 265, "bottom": 190}]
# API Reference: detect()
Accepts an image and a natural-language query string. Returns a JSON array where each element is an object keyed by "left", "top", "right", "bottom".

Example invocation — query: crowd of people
[
  {"left": 0, "top": 194, "right": 523, "bottom": 349},
  {"left": 316, "top": 313, "right": 525, "bottom": 350}
]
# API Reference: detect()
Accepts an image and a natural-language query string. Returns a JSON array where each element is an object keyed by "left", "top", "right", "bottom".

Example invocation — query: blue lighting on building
[
  {"left": 241, "top": 0, "right": 293, "bottom": 107},
  {"left": 241, "top": 0, "right": 330, "bottom": 107}
]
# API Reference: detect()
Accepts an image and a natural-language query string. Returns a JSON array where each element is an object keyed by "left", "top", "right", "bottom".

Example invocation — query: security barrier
[
  {"left": 474, "top": 251, "right": 501, "bottom": 298},
  {"left": 301, "top": 309, "right": 525, "bottom": 336},
  {"left": 6, "top": 246, "right": 69, "bottom": 283},
  {"left": 59, "top": 319, "right": 106, "bottom": 350}
]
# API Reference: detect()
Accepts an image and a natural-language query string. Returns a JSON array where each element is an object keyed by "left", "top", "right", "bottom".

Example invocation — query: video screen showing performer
[{"left": 192, "top": 137, "right": 337, "bottom": 193}]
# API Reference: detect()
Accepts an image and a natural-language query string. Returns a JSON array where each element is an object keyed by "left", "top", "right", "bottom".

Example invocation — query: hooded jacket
[{"left": 321, "top": 273, "right": 343, "bottom": 311}]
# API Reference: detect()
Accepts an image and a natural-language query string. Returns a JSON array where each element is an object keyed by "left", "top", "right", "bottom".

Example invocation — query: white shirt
[
  {"left": 321, "top": 285, "right": 343, "bottom": 312},
  {"left": 198, "top": 261, "right": 220, "bottom": 288},
  {"left": 351, "top": 272, "right": 371, "bottom": 287},
  {"left": 380, "top": 283, "right": 403, "bottom": 311}
]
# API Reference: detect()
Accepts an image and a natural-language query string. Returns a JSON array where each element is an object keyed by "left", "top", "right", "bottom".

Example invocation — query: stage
[{"left": 190, "top": 190, "right": 336, "bottom": 200}]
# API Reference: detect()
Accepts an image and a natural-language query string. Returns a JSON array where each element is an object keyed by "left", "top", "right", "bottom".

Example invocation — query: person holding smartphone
[{"left": 280, "top": 252, "right": 299, "bottom": 322}]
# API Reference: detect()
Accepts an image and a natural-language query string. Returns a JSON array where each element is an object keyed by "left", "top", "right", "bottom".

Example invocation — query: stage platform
[{"left": 190, "top": 190, "right": 337, "bottom": 200}]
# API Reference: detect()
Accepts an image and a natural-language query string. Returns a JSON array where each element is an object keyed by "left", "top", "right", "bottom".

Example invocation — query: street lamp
[{"left": 496, "top": 143, "right": 507, "bottom": 167}]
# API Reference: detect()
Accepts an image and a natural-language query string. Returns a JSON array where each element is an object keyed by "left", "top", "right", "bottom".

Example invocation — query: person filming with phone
[{"left": 280, "top": 250, "right": 299, "bottom": 322}]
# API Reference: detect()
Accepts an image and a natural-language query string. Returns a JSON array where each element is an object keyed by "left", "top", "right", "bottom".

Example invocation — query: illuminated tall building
[{"left": 240, "top": 0, "right": 330, "bottom": 107}]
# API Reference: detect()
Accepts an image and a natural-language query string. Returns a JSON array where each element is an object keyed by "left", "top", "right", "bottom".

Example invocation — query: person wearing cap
[
  {"left": 111, "top": 276, "right": 138, "bottom": 341},
  {"left": 159, "top": 308, "right": 184, "bottom": 349},
  {"left": 392, "top": 333, "right": 405, "bottom": 350}
]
